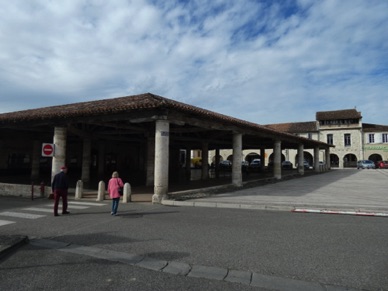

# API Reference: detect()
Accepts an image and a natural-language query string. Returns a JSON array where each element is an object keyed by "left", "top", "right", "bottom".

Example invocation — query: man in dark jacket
[{"left": 52, "top": 166, "right": 70, "bottom": 216}]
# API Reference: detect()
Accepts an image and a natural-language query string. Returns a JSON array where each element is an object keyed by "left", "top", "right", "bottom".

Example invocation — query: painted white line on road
[
  {"left": 292, "top": 208, "right": 388, "bottom": 217},
  {"left": 68, "top": 201, "right": 106, "bottom": 206},
  {"left": 23, "top": 207, "right": 53, "bottom": 213},
  {"left": 44, "top": 204, "right": 89, "bottom": 209},
  {"left": 0, "top": 220, "right": 15, "bottom": 226},
  {"left": 0, "top": 212, "right": 45, "bottom": 219}
]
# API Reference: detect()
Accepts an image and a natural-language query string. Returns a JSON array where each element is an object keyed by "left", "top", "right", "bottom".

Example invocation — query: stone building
[
  {"left": 0, "top": 93, "right": 331, "bottom": 202},
  {"left": 211, "top": 108, "right": 388, "bottom": 169},
  {"left": 264, "top": 109, "right": 388, "bottom": 168}
]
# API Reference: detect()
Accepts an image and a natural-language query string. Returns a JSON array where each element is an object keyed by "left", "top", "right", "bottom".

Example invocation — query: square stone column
[
  {"left": 81, "top": 137, "right": 91, "bottom": 184},
  {"left": 232, "top": 133, "right": 243, "bottom": 187},
  {"left": 52, "top": 127, "right": 67, "bottom": 183},
  {"left": 314, "top": 147, "right": 320, "bottom": 172},
  {"left": 298, "top": 143, "right": 304, "bottom": 175},
  {"left": 201, "top": 142, "right": 209, "bottom": 180},
  {"left": 152, "top": 120, "right": 169, "bottom": 204},
  {"left": 274, "top": 140, "right": 281, "bottom": 180}
]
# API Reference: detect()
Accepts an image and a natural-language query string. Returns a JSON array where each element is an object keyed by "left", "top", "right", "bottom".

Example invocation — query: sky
[{"left": 1, "top": 0, "right": 387, "bottom": 125}]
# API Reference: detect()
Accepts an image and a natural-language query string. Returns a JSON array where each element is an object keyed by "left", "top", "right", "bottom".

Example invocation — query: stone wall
[{"left": 0, "top": 183, "right": 49, "bottom": 198}]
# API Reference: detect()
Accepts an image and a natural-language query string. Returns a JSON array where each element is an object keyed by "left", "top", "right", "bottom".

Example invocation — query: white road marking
[
  {"left": 0, "top": 220, "right": 15, "bottom": 226},
  {"left": 68, "top": 201, "right": 106, "bottom": 206},
  {"left": 23, "top": 207, "right": 53, "bottom": 213},
  {"left": 44, "top": 204, "right": 89, "bottom": 209},
  {"left": 0, "top": 212, "right": 45, "bottom": 219}
]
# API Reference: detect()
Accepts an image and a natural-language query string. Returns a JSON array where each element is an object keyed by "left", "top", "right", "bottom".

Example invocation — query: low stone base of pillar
[{"left": 152, "top": 193, "right": 167, "bottom": 204}]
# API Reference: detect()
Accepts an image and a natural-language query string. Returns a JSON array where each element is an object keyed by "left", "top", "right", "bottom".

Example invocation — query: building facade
[
  {"left": 208, "top": 109, "right": 388, "bottom": 169},
  {"left": 266, "top": 109, "right": 388, "bottom": 168}
]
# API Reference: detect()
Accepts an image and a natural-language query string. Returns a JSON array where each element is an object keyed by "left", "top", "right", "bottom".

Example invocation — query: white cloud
[{"left": 0, "top": 0, "right": 387, "bottom": 126}]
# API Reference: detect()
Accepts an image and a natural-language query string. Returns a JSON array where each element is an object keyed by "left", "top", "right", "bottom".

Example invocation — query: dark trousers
[
  {"left": 112, "top": 198, "right": 120, "bottom": 214},
  {"left": 54, "top": 189, "right": 68, "bottom": 215}
]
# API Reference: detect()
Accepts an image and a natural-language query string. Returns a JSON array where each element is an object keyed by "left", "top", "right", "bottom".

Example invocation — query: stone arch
[
  {"left": 330, "top": 154, "right": 339, "bottom": 167},
  {"left": 245, "top": 152, "right": 261, "bottom": 164},
  {"left": 268, "top": 153, "right": 286, "bottom": 162},
  {"left": 295, "top": 151, "right": 313, "bottom": 167},
  {"left": 369, "top": 153, "right": 382, "bottom": 163},
  {"left": 343, "top": 153, "right": 357, "bottom": 168}
]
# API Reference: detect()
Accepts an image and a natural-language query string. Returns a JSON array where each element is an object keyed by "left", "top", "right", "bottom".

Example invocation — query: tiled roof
[
  {"left": 264, "top": 121, "right": 318, "bottom": 133},
  {"left": 0, "top": 93, "right": 286, "bottom": 135},
  {"left": 316, "top": 109, "right": 361, "bottom": 121},
  {"left": 0, "top": 93, "right": 332, "bottom": 149},
  {"left": 362, "top": 123, "right": 388, "bottom": 132}
]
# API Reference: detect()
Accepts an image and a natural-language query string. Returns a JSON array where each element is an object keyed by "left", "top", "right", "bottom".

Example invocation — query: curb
[
  {"left": 292, "top": 208, "right": 388, "bottom": 217},
  {"left": 29, "top": 238, "right": 356, "bottom": 291},
  {"left": 0, "top": 235, "right": 29, "bottom": 260},
  {"left": 162, "top": 199, "right": 294, "bottom": 211},
  {"left": 162, "top": 200, "right": 388, "bottom": 217}
]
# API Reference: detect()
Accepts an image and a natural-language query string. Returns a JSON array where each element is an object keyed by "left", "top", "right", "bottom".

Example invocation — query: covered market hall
[{"left": 0, "top": 93, "right": 332, "bottom": 203}]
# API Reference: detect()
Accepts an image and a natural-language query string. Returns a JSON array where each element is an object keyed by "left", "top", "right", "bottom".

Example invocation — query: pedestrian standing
[
  {"left": 107, "top": 171, "right": 124, "bottom": 216},
  {"left": 52, "top": 166, "right": 70, "bottom": 217}
]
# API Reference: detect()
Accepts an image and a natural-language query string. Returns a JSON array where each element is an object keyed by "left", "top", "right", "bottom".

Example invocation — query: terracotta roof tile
[
  {"left": 0, "top": 93, "right": 332, "bottom": 148},
  {"left": 362, "top": 123, "right": 388, "bottom": 132},
  {"left": 264, "top": 122, "right": 318, "bottom": 133},
  {"left": 0, "top": 93, "right": 276, "bottom": 133},
  {"left": 316, "top": 109, "right": 361, "bottom": 121}
]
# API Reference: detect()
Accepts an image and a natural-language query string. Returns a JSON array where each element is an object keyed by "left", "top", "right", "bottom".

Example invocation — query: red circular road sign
[{"left": 42, "top": 144, "right": 54, "bottom": 157}]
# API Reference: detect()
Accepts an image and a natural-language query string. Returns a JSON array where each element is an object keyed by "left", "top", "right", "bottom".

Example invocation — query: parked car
[
  {"left": 219, "top": 160, "right": 232, "bottom": 169},
  {"left": 377, "top": 160, "right": 388, "bottom": 169},
  {"left": 357, "top": 160, "right": 375, "bottom": 169},
  {"left": 249, "top": 159, "right": 261, "bottom": 171},
  {"left": 282, "top": 160, "right": 293, "bottom": 169},
  {"left": 297, "top": 160, "right": 311, "bottom": 170},
  {"left": 241, "top": 160, "right": 249, "bottom": 167}
]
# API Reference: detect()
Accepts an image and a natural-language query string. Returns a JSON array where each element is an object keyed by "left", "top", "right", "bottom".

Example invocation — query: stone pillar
[
  {"left": 201, "top": 142, "right": 209, "bottom": 180},
  {"left": 215, "top": 148, "right": 220, "bottom": 178},
  {"left": 146, "top": 136, "right": 155, "bottom": 186},
  {"left": 232, "top": 133, "right": 243, "bottom": 187},
  {"left": 298, "top": 144, "right": 304, "bottom": 175},
  {"left": 52, "top": 127, "right": 67, "bottom": 184},
  {"left": 339, "top": 155, "right": 344, "bottom": 169},
  {"left": 98, "top": 143, "right": 105, "bottom": 179},
  {"left": 325, "top": 148, "right": 331, "bottom": 171},
  {"left": 81, "top": 137, "right": 91, "bottom": 184},
  {"left": 274, "top": 140, "right": 281, "bottom": 179},
  {"left": 152, "top": 120, "right": 169, "bottom": 204},
  {"left": 31, "top": 140, "right": 40, "bottom": 181},
  {"left": 314, "top": 147, "right": 320, "bottom": 172},
  {"left": 185, "top": 146, "right": 191, "bottom": 181},
  {"left": 260, "top": 148, "right": 265, "bottom": 170}
]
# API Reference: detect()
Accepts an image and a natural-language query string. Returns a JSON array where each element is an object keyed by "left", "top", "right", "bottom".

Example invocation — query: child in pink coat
[{"left": 107, "top": 171, "right": 124, "bottom": 215}]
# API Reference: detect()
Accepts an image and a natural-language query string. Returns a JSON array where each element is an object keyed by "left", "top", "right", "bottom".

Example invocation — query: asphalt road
[{"left": 0, "top": 194, "right": 387, "bottom": 290}]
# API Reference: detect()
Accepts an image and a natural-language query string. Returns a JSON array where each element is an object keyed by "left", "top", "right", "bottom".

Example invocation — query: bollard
[
  {"left": 122, "top": 183, "right": 131, "bottom": 203},
  {"left": 97, "top": 181, "right": 105, "bottom": 201},
  {"left": 31, "top": 183, "right": 34, "bottom": 200},
  {"left": 75, "top": 180, "right": 83, "bottom": 200}
]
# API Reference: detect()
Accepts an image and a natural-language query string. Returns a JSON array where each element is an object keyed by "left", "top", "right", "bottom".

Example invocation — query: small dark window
[
  {"left": 344, "top": 134, "right": 351, "bottom": 146},
  {"left": 327, "top": 134, "right": 333, "bottom": 145}
]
